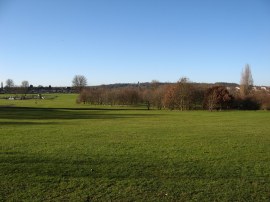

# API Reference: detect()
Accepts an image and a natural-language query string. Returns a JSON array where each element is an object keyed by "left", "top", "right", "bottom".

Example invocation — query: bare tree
[
  {"left": 21, "top": 80, "right": 29, "bottom": 88},
  {"left": 164, "top": 85, "right": 177, "bottom": 110},
  {"left": 21, "top": 80, "right": 29, "bottom": 95},
  {"left": 152, "top": 85, "right": 166, "bottom": 110},
  {"left": 5, "top": 79, "right": 14, "bottom": 88},
  {"left": 72, "top": 75, "right": 87, "bottom": 92},
  {"left": 143, "top": 80, "right": 161, "bottom": 110},
  {"left": 142, "top": 88, "right": 153, "bottom": 110},
  {"left": 240, "top": 64, "right": 253, "bottom": 97},
  {"left": 174, "top": 77, "right": 194, "bottom": 111}
]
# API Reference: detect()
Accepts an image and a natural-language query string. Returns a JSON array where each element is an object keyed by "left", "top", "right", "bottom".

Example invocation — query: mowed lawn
[{"left": 0, "top": 95, "right": 270, "bottom": 201}]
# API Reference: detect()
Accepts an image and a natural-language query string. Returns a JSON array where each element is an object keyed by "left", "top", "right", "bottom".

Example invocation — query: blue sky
[{"left": 0, "top": 0, "right": 269, "bottom": 86}]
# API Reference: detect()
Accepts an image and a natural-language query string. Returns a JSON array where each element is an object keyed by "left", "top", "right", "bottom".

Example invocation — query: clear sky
[{"left": 0, "top": 0, "right": 269, "bottom": 87}]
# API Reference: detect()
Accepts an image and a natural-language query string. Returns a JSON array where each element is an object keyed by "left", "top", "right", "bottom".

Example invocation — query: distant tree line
[
  {"left": 0, "top": 74, "right": 87, "bottom": 95},
  {"left": 77, "top": 65, "right": 270, "bottom": 110},
  {"left": 1, "top": 67, "right": 270, "bottom": 110},
  {"left": 0, "top": 79, "right": 73, "bottom": 96},
  {"left": 78, "top": 83, "right": 270, "bottom": 110}
]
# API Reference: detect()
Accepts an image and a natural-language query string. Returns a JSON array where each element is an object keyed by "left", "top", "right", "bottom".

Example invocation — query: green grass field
[{"left": 0, "top": 94, "right": 270, "bottom": 201}]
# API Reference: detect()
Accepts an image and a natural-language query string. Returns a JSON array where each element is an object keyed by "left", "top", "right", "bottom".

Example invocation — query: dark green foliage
[{"left": 234, "top": 97, "right": 261, "bottom": 110}]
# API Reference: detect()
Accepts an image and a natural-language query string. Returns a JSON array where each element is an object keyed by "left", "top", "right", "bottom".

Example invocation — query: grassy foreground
[{"left": 0, "top": 94, "right": 270, "bottom": 201}]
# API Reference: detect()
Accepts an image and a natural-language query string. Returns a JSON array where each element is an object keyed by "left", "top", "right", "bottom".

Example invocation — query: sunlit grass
[{"left": 0, "top": 94, "right": 270, "bottom": 201}]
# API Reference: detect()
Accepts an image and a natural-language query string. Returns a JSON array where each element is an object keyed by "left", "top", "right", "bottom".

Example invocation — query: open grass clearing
[{"left": 0, "top": 94, "right": 270, "bottom": 201}]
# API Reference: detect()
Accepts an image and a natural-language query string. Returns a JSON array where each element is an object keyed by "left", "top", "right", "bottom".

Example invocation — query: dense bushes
[
  {"left": 233, "top": 97, "right": 260, "bottom": 110},
  {"left": 78, "top": 87, "right": 141, "bottom": 106},
  {"left": 203, "top": 86, "right": 233, "bottom": 111}
]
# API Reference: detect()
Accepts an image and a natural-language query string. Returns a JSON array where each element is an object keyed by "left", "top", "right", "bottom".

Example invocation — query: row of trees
[
  {"left": 77, "top": 80, "right": 231, "bottom": 110},
  {"left": 1, "top": 75, "right": 87, "bottom": 93},
  {"left": 78, "top": 82, "right": 269, "bottom": 111},
  {"left": 77, "top": 65, "right": 270, "bottom": 110},
  {"left": 1, "top": 79, "right": 30, "bottom": 94},
  {"left": 2, "top": 79, "right": 29, "bottom": 89}
]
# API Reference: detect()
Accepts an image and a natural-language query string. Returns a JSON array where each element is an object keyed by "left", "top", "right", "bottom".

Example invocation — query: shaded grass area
[
  {"left": 0, "top": 103, "right": 270, "bottom": 201},
  {"left": 0, "top": 107, "right": 155, "bottom": 121}
]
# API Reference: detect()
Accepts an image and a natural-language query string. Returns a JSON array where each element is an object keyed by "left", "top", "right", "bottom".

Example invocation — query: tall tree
[
  {"left": 21, "top": 80, "right": 29, "bottom": 88},
  {"left": 143, "top": 80, "right": 162, "bottom": 110},
  {"left": 152, "top": 85, "right": 166, "bottom": 110},
  {"left": 174, "top": 77, "right": 194, "bottom": 111},
  {"left": 240, "top": 64, "right": 253, "bottom": 97},
  {"left": 5, "top": 79, "right": 14, "bottom": 88},
  {"left": 163, "top": 85, "right": 176, "bottom": 110},
  {"left": 21, "top": 80, "right": 29, "bottom": 95},
  {"left": 72, "top": 75, "right": 87, "bottom": 92}
]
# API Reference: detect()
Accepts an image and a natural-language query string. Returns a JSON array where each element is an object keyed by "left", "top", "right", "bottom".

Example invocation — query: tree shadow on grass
[
  {"left": 0, "top": 121, "right": 61, "bottom": 126},
  {"left": 0, "top": 107, "right": 159, "bottom": 120},
  {"left": 0, "top": 151, "right": 197, "bottom": 180}
]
